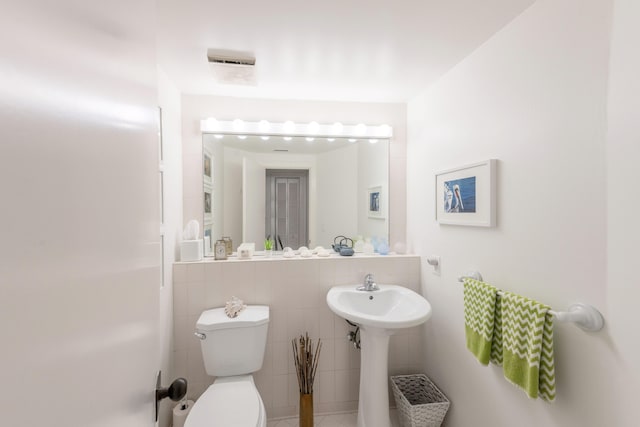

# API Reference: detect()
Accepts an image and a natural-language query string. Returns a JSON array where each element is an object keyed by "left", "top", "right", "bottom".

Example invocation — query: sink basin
[{"left": 326, "top": 284, "right": 432, "bottom": 330}]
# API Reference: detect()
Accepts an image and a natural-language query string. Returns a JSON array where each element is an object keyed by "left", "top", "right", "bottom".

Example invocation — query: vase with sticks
[{"left": 292, "top": 333, "right": 322, "bottom": 427}]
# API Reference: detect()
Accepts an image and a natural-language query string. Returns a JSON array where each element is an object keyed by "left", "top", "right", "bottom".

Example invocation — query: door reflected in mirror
[{"left": 202, "top": 134, "right": 389, "bottom": 255}]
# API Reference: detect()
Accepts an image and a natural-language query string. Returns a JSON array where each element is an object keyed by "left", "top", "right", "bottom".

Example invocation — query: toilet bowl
[
  {"left": 184, "top": 376, "right": 266, "bottom": 427},
  {"left": 184, "top": 305, "right": 269, "bottom": 427}
]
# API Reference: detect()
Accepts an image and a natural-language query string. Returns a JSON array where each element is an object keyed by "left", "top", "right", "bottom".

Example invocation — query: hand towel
[
  {"left": 501, "top": 291, "right": 556, "bottom": 402},
  {"left": 463, "top": 278, "right": 498, "bottom": 365},
  {"left": 490, "top": 292, "right": 503, "bottom": 365}
]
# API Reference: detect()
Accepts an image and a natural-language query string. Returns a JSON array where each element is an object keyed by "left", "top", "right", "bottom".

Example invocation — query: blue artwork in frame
[{"left": 443, "top": 176, "right": 476, "bottom": 213}]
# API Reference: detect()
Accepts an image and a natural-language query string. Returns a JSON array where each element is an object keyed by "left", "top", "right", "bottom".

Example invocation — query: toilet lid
[{"left": 185, "top": 381, "right": 260, "bottom": 427}]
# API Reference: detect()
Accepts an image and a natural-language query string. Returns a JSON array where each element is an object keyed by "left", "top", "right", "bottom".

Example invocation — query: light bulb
[
  {"left": 232, "top": 119, "right": 244, "bottom": 131},
  {"left": 261, "top": 136, "right": 270, "bottom": 141},
  {"left": 332, "top": 122, "right": 343, "bottom": 134},
  {"left": 205, "top": 117, "right": 219, "bottom": 131},
  {"left": 237, "top": 135, "right": 247, "bottom": 140},
  {"left": 214, "top": 134, "right": 223, "bottom": 139},
  {"left": 258, "top": 120, "right": 270, "bottom": 133},
  {"left": 283, "top": 121, "right": 295, "bottom": 134},
  {"left": 307, "top": 121, "right": 320, "bottom": 134},
  {"left": 369, "top": 139, "right": 378, "bottom": 144},
  {"left": 355, "top": 123, "right": 366, "bottom": 135},
  {"left": 348, "top": 138, "right": 357, "bottom": 143},
  {"left": 283, "top": 136, "right": 292, "bottom": 141},
  {"left": 306, "top": 137, "right": 315, "bottom": 142}
]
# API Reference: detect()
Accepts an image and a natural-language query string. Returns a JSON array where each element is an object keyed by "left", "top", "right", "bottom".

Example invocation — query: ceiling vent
[
  {"left": 207, "top": 49, "right": 257, "bottom": 86},
  {"left": 207, "top": 54, "right": 256, "bottom": 67}
]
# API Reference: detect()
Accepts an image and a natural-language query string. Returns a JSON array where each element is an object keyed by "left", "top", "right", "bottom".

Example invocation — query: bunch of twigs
[{"left": 292, "top": 333, "right": 322, "bottom": 394}]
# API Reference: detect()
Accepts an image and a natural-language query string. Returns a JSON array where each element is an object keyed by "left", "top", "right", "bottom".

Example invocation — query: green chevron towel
[
  {"left": 490, "top": 292, "right": 503, "bottom": 365},
  {"left": 463, "top": 278, "right": 498, "bottom": 365},
  {"left": 501, "top": 291, "right": 556, "bottom": 402}
]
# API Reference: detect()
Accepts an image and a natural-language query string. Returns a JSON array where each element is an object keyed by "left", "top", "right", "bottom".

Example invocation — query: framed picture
[
  {"left": 203, "top": 153, "right": 212, "bottom": 184},
  {"left": 435, "top": 159, "right": 496, "bottom": 227},
  {"left": 204, "top": 190, "right": 212, "bottom": 214},
  {"left": 368, "top": 185, "right": 383, "bottom": 219}
]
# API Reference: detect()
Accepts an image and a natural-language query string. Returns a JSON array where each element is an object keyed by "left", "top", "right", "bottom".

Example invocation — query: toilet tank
[{"left": 196, "top": 305, "right": 269, "bottom": 377}]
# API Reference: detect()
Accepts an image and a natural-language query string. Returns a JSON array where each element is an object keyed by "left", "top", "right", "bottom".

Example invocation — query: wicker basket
[{"left": 390, "top": 374, "right": 450, "bottom": 427}]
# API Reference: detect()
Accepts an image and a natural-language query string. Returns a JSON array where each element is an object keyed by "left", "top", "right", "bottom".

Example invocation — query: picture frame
[
  {"left": 435, "top": 159, "right": 496, "bottom": 227},
  {"left": 204, "top": 191, "right": 212, "bottom": 214},
  {"left": 204, "top": 182, "right": 213, "bottom": 225},
  {"left": 203, "top": 152, "right": 212, "bottom": 184},
  {"left": 367, "top": 185, "right": 384, "bottom": 219}
]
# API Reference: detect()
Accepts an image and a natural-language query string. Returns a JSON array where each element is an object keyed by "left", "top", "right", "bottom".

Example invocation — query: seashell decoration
[{"left": 224, "top": 296, "right": 247, "bottom": 318}]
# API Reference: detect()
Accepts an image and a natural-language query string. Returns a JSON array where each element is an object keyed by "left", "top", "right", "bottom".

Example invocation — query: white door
[
  {"left": 0, "top": 2, "right": 161, "bottom": 426},
  {"left": 266, "top": 170, "right": 309, "bottom": 249}
]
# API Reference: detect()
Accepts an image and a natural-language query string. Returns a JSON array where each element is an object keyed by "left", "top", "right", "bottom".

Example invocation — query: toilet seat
[{"left": 185, "top": 377, "right": 265, "bottom": 427}]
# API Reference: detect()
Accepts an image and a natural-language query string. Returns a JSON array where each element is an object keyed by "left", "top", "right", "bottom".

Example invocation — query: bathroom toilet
[{"left": 185, "top": 305, "right": 269, "bottom": 427}]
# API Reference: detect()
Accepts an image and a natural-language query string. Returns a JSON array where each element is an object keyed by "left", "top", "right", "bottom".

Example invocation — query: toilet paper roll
[{"left": 172, "top": 400, "right": 194, "bottom": 427}]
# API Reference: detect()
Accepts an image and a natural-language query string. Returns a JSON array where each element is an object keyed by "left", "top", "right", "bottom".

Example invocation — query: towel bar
[{"left": 457, "top": 271, "right": 604, "bottom": 332}]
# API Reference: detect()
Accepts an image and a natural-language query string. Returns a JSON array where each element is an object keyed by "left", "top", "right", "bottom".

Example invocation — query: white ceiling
[{"left": 157, "top": 0, "right": 534, "bottom": 103}]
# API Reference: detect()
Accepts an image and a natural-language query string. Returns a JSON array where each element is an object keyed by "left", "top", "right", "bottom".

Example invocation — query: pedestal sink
[{"left": 326, "top": 283, "right": 432, "bottom": 427}]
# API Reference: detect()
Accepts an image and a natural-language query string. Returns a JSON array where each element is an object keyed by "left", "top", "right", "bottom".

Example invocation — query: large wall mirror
[{"left": 201, "top": 120, "right": 391, "bottom": 255}]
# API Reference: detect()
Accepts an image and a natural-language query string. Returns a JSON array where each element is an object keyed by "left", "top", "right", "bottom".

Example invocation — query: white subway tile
[
  {"left": 272, "top": 375, "right": 289, "bottom": 408},
  {"left": 187, "top": 281, "right": 206, "bottom": 316},
  {"left": 173, "top": 281, "right": 188, "bottom": 318},
  {"left": 186, "top": 262, "right": 205, "bottom": 283},
  {"left": 173, "top": 264, "right": 187, "bottom": 283}
]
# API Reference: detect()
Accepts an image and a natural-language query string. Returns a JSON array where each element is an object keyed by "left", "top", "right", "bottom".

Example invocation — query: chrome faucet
[{"left": 357, "top": 273, "right": 379, "bottom": 291}]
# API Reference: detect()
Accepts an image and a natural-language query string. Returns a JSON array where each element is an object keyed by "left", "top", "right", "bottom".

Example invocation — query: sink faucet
[{"left": 357, "top": 274, "right": 379, "bottom": 291}]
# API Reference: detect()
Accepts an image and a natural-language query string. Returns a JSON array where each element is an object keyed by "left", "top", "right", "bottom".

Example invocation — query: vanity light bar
[{"left": 200, "top": 118, "right": 393, "bottom": 139}]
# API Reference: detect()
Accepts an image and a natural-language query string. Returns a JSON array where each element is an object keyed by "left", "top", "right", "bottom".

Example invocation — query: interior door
[
  {"left": 0, "top": 2, "right": 161, "bottom": 426},
  {"left": 266, "top": 169, "right": 308, "bottom": 249}
]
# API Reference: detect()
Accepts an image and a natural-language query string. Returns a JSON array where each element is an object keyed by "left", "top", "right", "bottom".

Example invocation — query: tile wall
[{"left": 173, "top": 255, "right": 423, "bottom": 419}]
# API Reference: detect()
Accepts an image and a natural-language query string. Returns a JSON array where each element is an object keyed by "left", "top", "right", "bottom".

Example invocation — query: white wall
[
  {"left": 242, "top": 156, "right": 267, "bottom": 245},
  {"left": 181, "top": 96, "right": 407, "bottom": 249},
  {"left": 0, "top": 1, "right": 160, "bottom": 426},
  {"left": 605, "top": 0, "right": 640, "bottom": 424},
  {"left": 157, "top": 68, "right": 183, "bottom": 427},
  {"left": 406, "top": 0, "right": 636, "bottom": 425},
  {"left": 316, "top": 145, "right": 359, "bottom": 247}
]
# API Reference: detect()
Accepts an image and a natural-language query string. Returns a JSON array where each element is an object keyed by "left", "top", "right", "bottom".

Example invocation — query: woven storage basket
[{"left": 390, "top": 374, "right": 450, "bottom": 427}]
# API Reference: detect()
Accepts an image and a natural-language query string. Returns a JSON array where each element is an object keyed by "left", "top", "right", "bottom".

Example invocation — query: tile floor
[{"left": 266, "top": 410, "right": 401, "bottom": 427}]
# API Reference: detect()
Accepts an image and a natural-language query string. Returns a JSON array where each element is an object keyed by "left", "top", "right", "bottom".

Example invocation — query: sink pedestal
[{"left": 357, "top": 326, "right": 393, "bottom": 427}]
